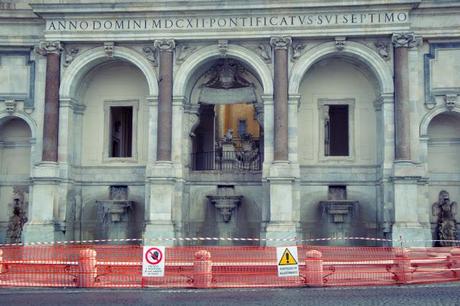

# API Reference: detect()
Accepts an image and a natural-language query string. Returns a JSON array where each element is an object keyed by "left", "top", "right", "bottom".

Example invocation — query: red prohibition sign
[{"left": 145, "top": 247, "right": 163, "bottom": 265}]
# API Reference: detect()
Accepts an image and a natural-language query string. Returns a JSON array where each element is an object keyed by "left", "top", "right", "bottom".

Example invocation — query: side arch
[
  {"left": 174, "top": 44, "right": 273, "bottom": 97},
  {"left": 60, "top": 46, "right": 158, "bottom": 99},
  {"left": 0, "top": 111, "right": 37, "bottom": 139},
  {"left": 289, "top": 41, "right": 394, "bottom": 95},
  {"left": 420, "top": 106, "right": 460, "bottom": 137}
]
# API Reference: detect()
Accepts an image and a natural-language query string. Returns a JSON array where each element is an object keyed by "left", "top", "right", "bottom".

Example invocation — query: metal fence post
[
  {"left": 193, "top": 250, "right": 212, "bottom": 288},
  {"left": 395, "top": 248, "right": 412, "bottom": 284},
  {"left": 78, "top": 248, "right": 97, "bottom": 288},
  {"left": 305, "top": 250, "right": 323, "bottom": 287}
]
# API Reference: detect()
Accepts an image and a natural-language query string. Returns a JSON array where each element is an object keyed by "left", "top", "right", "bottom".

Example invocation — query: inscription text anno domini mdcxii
[{"left": 46, "top": 11, "right": 408, "bottom": 32}]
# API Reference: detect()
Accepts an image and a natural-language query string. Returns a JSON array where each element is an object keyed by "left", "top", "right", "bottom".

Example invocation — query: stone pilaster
[
  {"left": 155, "top": 39, "right": 175, "bottom": 161},
  {"left": 36, "top": 41, "right": 62, "bottom": 162},
  {"left": 391, "top": 33, "right": 431, "bottom": 246},
  {"left": 270, "top": 36, "right": 291, "bottom": 162}
]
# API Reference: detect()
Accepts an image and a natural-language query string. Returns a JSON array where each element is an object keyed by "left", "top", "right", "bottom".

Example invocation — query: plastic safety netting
[{"left": 0, "top": 244, "right": 459, "bottom": 288}]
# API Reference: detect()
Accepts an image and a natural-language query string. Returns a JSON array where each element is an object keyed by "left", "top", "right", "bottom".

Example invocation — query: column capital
[
  {"left": 154, "top": 39, "right": 176, "bottom": 52},
  {"left": 270, "top": 36, "right": 292, "bottom": 50},
  {"left": 35, "top": 40, "right": 63, "bottom": 56},
  {"left": 392, "top": 32, "right": 420, "bottom": 48}
]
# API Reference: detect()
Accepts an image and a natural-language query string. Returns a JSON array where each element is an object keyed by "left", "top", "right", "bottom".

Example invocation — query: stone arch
[
  {"left": 289, "top": 41, "right": 394, "bottom": 95},
  {"left": 174, "top": 44, "right": 273, "bottom": 97},
  {"left": 0, "top": 112, "right": 36, "bottom": 139},
  {"left": 420, "top": 106, "right": 460, "bottom": 137},
  {"left": 60, "top": 46, "right": 158, "bottom": 99}
]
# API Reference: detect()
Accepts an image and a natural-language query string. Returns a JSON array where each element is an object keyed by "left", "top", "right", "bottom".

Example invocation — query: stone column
[
  {"left": 155, "top": 39, "right": 175, "bottom": 161},
  {"left": 392, "top": 33, "right": 416, "bottom": 161},
  {"left": 391, "top": 33, "right": 431, "bottom": 246},
  {"left": 270, "top": 37, "right": 291, "bottom": 161},
  {"left": 23, "top": 41, "right": 63, "bottom": 243},
  {"left": 36, "top": 41, "right": 62, "bottom": 162},
  {"left": 144, "top": 40, "right": 177, "bottom": 244}
]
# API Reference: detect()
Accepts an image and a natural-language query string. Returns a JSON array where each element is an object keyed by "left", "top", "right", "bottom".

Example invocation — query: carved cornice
[
  {"left": 35, "top": 41, "right": 63, "bottom": 56},
  {"left": 392, "top": 32, "right": 419, "bottom": 48},
  {"left": 154, "top": 39, "right": 176, "bottom": 52},
  {"left": 270, "top": 36, "right": 292, "bottom": 50}
]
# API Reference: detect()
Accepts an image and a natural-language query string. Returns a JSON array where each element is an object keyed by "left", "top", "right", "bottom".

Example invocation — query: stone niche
[
  {"left": 96, "top": 186, "right": 134, "bottom": 240},
  {"left": 319, "top": 186, "right": 359, "bottom": 245}
]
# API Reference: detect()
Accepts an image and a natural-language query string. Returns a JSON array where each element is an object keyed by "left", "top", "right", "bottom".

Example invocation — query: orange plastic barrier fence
[{"left": 0, "top": 245, "right": 459, "bottom": 288}]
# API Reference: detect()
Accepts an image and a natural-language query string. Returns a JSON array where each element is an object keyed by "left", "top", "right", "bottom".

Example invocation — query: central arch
[{"left": 174, "top": 44, "right": 273, "bottom": 98}]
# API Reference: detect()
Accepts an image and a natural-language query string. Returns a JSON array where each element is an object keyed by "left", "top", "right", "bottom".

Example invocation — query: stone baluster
[
  {"left": 36, "top": 41, "right": 63, "bottom": 162},
  {"left": 154, "top": 39, "right": 175, "bottom": 161},
  {"left": 392, "top": 33, "right": 417, "bottom": 161},
  {"left": 270, "top": 37, "right": 291, "bottom": 161}
]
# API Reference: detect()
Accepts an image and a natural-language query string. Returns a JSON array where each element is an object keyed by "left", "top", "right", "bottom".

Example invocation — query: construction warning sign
[
  {"left": 142, "top": 246, "right": 165, "bottom": 277},
  {"left": 276, "top": 246, "right": 299, "bottom": 277}
]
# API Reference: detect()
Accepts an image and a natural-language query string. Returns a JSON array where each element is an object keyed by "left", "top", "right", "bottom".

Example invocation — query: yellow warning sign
[{"left": 278, "top": 248, "right": 298, "bottom": 266}]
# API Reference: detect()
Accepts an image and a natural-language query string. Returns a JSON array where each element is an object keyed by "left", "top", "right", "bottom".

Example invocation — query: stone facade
[{"left": 0, "top": 0, "right": 460, "bottom": 246}]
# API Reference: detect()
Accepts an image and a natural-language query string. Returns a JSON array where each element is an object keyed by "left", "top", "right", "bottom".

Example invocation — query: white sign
[
  {"left": 276, "top": 246, "right": 299, "bottom": 277},
  {"left": 142, "top": 246, "right": 165, "bottom": 277}
]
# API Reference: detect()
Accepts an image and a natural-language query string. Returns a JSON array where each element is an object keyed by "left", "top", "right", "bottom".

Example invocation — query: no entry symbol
[{"left": 145, "top": 247, "right": 163, "bottom": 265}]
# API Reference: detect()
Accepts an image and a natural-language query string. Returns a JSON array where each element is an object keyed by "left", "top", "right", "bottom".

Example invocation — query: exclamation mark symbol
[{"left": 285, "top": 252, "right": 290, "bottom": 264}]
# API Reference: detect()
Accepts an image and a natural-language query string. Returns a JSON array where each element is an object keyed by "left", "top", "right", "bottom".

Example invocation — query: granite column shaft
[
  {"left": 271, "top": 37, "right": 291, "bottom": 161},
  {"left": 156, "top": 40, "right": 175, "bottom": 161}
]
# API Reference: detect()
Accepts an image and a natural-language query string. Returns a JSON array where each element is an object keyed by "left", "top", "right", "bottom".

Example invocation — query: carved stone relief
[
  {"left": 63, "top": 47, "right": 79, "bottom": 67},
  {"left": 176, "top": 44, "right": 197, "bottom": 64},
  {"left": 142, "top": 45, "right": 158, "bottom": 66},
  {"left": 104, "top": 42, "right": 114, "bottom": 57}
]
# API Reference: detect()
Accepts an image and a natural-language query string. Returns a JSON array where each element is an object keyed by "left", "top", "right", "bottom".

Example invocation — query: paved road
[{"left": 0, "top": 283, "right": 459, "bottom": 306}]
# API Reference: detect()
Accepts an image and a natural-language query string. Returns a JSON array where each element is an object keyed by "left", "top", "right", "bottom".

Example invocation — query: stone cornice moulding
[{"left": 30, "top": 1, "right": 422, "bottom": 14}]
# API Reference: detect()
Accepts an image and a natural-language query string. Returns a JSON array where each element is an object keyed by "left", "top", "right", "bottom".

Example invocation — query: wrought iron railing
[{"left": 191, "top": 150, "right": 262, "bottom": 171}]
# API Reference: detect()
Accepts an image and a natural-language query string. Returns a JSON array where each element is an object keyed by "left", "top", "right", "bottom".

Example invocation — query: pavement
[{"left": 0, "top": 283, "right": 459, "bottom": 306}]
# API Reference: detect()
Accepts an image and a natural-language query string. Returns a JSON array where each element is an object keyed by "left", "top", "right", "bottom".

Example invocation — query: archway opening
[
  {"left": 0, "top": 117, "right": 32, "bottom": 243},
  {"left": 297, "top": 56, "right": 381, "bottom": 245},
  {"left": 190, "top": 59, "right": 263, "bottom": 172}
]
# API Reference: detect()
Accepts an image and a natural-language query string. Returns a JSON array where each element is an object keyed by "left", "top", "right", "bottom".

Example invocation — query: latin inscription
[{"left": 46, "top": 11, "right": 409, "bottom": 32}]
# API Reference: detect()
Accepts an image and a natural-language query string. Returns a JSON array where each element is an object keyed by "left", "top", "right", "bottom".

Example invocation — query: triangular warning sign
[{"left": 278, "top": 248, "right": 298, "bottom": 266}]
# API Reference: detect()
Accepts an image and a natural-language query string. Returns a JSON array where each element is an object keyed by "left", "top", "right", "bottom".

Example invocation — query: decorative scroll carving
[
  {"left": 291, "top": 42, "right": 306, "bottom": 61},
  {"left": 335, "top": 37, "right": 346, "bottom": 51},
  {"left": 257, "top": 43, "right": 272, "bottom": 63},
  {"left": 217, "top": 39, "right": 228, "bottom": 56},
  {"left": 104, "top": 42, "right": 114, "bottom": 57},
  {"left": 433, "top": 190, "right": 457, "bottom": 246},
  {"left": 35, "top": 41, "right": 63, "bottom": 55},
  {"left": 63, "top": 47, "right": 79, "bottom": 67},
  {"left": 270, "top": 36, "right": 291, "bottom": 49},
  {"left": 154, "top": 39, "right": 176, "bottom": 52},
  {"left": 375, "top": 41, "right": 390, "bottom": 61},
  {"left": 176, "top": 44, "right": 197, "bottom": 64},
  {"left": 445, "top": 94, "right": 458, "bottom": 111},
  {"left": 392, "top": 32, "right": 417, "bottom": 48},
  {"left": 142, "top": 46, "right": 158, "bottom": 66}
]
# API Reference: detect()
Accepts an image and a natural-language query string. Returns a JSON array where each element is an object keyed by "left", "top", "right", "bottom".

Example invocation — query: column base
[
  {"left": 392, "top": 223, "right": 432, "bottom": 247},
  {"left": 265, "top": 222, "right": 298, "bottom": 246},
  {"left": 144, "top": 221, "right": 176, "bottom": 246},
  {"left": 22, "top": 222, "right": 56, "bottom": 243}
]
